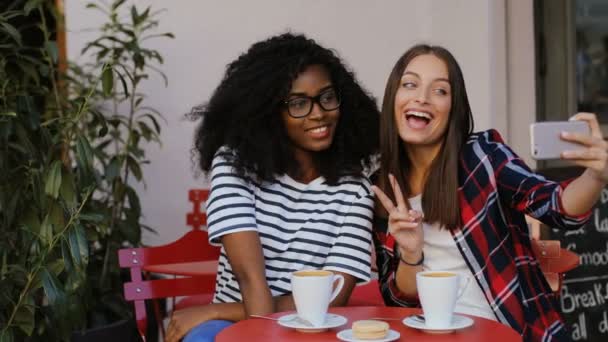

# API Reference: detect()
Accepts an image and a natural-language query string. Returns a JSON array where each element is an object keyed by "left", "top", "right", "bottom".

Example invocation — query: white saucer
[
  {"left": 403, "top": 314, "right": 474, "bottom": 333},
  {"left": 277, "top": 313, "right": 347, "bottom": 332},
  {"left": 337, "top": 328, "right": 400, "bottom": 342}
]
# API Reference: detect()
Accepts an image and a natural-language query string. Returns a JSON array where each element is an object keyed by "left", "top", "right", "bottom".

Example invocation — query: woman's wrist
[
  {"left": 398, "top": 248, "right": 424, "bottom": 266},
  {"left": 583, "top": 168, "right": 608, "bottom": 185}
]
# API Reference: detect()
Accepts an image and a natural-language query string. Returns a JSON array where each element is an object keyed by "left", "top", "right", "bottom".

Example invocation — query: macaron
[{"left": 352, "top": 320, "right": 389, "bottom": 340}]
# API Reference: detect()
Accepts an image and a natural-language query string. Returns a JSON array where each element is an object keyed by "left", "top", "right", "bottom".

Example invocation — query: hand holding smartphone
[{"left": 530, "top": 121, "right": 590, "bottom": 160}]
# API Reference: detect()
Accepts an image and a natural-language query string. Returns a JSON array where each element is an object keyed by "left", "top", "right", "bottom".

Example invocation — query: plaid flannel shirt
[{"left": 373, "top": 130, "right": 591, "bottom": 342}]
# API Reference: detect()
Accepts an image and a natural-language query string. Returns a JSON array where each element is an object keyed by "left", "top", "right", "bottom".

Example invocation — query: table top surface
[
  {"left": 216, "top": 306, "right": 521, "bottom": 342},
  {"left": 143, "top": 260, "right": 218, "bottom": 277}
]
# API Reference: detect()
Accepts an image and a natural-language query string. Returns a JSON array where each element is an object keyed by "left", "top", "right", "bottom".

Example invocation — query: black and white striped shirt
[{"left": 207, "top": 150, "right": 374, "bottom": 303}]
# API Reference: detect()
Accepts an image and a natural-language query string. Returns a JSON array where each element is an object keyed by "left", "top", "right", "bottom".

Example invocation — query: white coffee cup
[
  {"left": 416, "top": 270, "right": 470, "bottom": 329},
  {"left": 291, "top": 269, "right": 344, "bottom": 327}
]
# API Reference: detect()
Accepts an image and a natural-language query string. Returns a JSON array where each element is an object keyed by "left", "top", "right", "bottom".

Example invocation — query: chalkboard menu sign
[{"left": 544, "top": 167, "right": 608, "bottom": 342}]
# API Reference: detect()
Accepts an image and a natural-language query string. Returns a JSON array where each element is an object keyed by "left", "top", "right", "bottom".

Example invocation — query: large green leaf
[
  {"left": 40, "top": 268, "right": 61, "bottom": 305},
  {"left": 44, "top": 161, "right": 62, "bottom": 199},
  {"left": 137, "top": 113, "right": 161, "bottom": 134},
  {"left": 125, "top": 186, "right": 141, "bottom": 217},
  {"left": 39, "top": 214, "right": 53, "bottom": 246},
  {"left": 59, "top": 171, "right": 76, "bottom": 208},
  {"left": 126, "top": 155, "right": 142, "bottom": 181},
  {"left": 137, "top": 121, "right": 152, "bottom": 141},
  {"left": 115, "top": 69, "right": 130, "bottom": 97},
  {"left": 75, "top": 135, "right": 94, "bottom": 184},
  {"left": 101, "top": 66, "right": 114, "bottom": 97},
  {"left": 68, "top": 225, "right": 89, "bottom": 270}
]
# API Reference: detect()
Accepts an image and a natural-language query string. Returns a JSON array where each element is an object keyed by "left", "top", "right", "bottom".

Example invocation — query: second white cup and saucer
[
  {"left": 404, "top": 270, "right": 475, "bottom": 334},
  {"left": 402, "top": 314, "right": 474, "bottom": 334},
  {"left": 279, "top": 269, "right": 348, "bottom": 333}
]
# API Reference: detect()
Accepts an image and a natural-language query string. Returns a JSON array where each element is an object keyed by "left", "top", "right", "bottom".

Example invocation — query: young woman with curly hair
[
  {"left": 166, "top": 33, "right": 379, "bottom": 342},
  {"left": 372, "top": 44, "right": 608, "bottom": 341}
]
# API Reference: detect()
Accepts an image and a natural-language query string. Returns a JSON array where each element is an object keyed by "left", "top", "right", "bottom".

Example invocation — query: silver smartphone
[{"left": 530, "top": 121, "right": 590, "bottom": 160}]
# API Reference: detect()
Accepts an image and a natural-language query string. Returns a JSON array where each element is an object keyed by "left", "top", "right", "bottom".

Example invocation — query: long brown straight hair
[{"left": 378, "top": 45, "right": 473, "bottom": 231}]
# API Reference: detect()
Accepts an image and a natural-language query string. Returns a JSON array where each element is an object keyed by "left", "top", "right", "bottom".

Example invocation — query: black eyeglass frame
[{"left": 283, "top": 89, "right": 341, "bottom": 118}]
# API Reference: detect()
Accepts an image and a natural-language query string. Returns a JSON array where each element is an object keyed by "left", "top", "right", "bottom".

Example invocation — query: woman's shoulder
[
  {"left": 461, "top": 129, "right": 525, "bottom": 172},
  {"left": 212, "top": 145, "right": 236, "bottom": 163},
  {"left": 209, "top": 146, "right": 262, "bottom": 187},
  {"left": 466, "top": 129, "right": 506, "bottom": 146},
  {"left": 461, "top": 129, "right": 512, "bottom": 156}
]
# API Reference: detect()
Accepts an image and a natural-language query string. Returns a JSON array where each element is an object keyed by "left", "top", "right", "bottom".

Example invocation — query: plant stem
[
  {"left": 1, "top": 189, "right": 92, "bottom": 338},
  {"left": 38, "top": 6, "right": 63, "bottom": 122}
]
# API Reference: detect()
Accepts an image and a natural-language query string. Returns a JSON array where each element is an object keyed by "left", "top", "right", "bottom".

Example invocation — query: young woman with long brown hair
[{"left": 372, "top": 44, "right": 608, "bottom": 341}]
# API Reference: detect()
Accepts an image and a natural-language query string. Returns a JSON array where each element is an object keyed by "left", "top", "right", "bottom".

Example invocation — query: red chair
[
  {"left": 347, "top": 279, "right": 385, "bottom": 306},
  {"left": 187, "top": 189, "right": 209, "bottom": 230},
  {"left": 174, "top": 188, "right": 219, "bottom": 310},
  {"left": 526, "top": 216, "right": 580, "bottom": 293},
  {"left": 118, "top": 229, "right": 220, "bottom": 341},
  {"left": 531, "top": 239, "right": 579, "bottom": 293}
]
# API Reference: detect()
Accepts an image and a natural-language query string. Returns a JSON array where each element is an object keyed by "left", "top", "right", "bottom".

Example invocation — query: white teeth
[
  {"left": 406, "top": 111, "right": 432, "bottom": 120},
  {"left": 310, "top": 126, "right": 328, "bottom": 133}
]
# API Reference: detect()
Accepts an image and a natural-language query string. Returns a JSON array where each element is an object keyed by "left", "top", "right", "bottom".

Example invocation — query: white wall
[
  {"left": 506, "top": 0, "right": 537, "bottom": 168},
  {"left": 65, "top": 0, "right": 525, "bottom": 246}
]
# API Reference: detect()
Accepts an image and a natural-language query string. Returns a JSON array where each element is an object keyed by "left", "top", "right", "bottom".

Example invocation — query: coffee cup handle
[
  {"left": 456, "top": 276, "right": 471, "bottom": 300},
  {"left": 329, "top": 274, "right": 345, "bottom": 303}
]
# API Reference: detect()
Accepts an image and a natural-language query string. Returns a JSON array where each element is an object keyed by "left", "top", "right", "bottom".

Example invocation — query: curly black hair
[{"left": 190, "top": 32, "right": 379, "bottom": 184}]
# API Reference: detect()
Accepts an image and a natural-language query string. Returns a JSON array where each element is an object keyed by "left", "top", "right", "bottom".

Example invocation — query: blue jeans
[{"left": 182, "top": 320, "right": 233, "bottom": 342}]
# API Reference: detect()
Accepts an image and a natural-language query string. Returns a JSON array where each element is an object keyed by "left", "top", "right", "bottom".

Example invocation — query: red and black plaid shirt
[{"left": 373, "top": 130, "right": 590, "bottom": 342}]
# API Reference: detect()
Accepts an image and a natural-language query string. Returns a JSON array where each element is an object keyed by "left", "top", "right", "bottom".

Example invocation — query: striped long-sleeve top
[{"left": 207, "top": 148, "right": 374, "bottom": 303}]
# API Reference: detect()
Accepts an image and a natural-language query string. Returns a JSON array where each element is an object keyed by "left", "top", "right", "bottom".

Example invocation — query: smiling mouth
[
  {"left": 306, "top": 124, "right": 331, "bottom": 138},
  {"left": 405, "top": 110, "right": 432, "bottom": 128},
  {"left": 307, "top": 125, "right": 328, "bottom": 133}
]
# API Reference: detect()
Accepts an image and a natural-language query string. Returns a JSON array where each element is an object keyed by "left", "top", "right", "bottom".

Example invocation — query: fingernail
[{"left": 561, "top": 131, "right": 570, "bottom": 138}]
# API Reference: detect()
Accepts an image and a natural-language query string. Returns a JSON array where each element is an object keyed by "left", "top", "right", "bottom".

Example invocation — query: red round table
[
  {"left": 216, "top": 306, "right": 521, "bottom": 341},
  {"left": 143, "top": 260, "right": 218, "bottom": 276}
]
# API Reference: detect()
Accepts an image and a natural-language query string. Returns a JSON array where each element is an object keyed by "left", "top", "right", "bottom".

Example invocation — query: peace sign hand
[{"left": 371, "top": 174, "right": 424, "bottom": 260}]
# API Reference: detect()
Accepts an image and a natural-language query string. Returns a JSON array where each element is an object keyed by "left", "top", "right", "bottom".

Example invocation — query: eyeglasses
[{"left": 284, "top": 89, "right": 341, "bottom": 118}]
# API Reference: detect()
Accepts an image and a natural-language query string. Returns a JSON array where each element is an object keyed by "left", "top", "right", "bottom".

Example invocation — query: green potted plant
[{"left": 0, "top": 0, "right": 173, "bottom": 340}]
